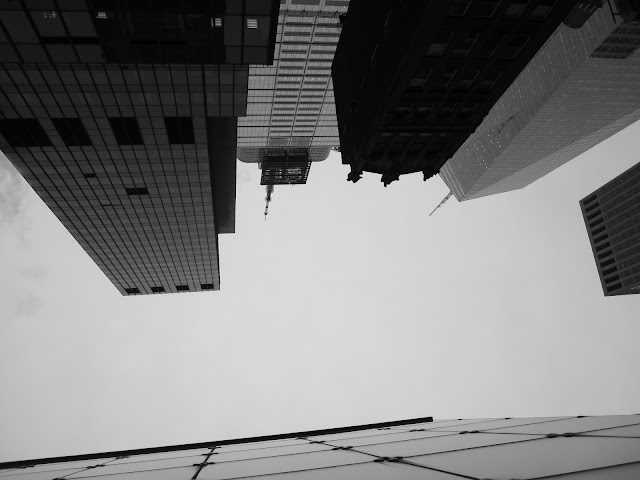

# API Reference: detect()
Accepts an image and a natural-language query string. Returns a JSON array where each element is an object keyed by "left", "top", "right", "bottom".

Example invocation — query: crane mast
[{"left": 264, "top": 185, "right": 274, "bottom": 220}]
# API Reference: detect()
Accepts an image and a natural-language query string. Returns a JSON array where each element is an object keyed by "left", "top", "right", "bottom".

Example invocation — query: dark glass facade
[
  {"left": 238, "top": 145, "right": 330, "bottom": 186},
  {"left": 580, "top": 161, "right": 640, "bottom": 296},
  {"left": 1, "top": 415, "right": 640, "bottom": 478},
  {"left": 332, "top": 0, "right": 581, "bottom": 186},
  {"left": 260, "top": 148, "right": 312, "bottom": 185},
  {"left": 91, "top": 0, "right": 277, "bottom": 65},
  {"left": 0, "top": 1, "right": 279, "bottom": 295}
]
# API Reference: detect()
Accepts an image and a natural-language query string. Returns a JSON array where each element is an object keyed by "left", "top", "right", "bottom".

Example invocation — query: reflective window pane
[
  {"left": 427, "top": 417, "right": 572, "bottom": 432},
  {"left": 68, "top": 456, "right": 202, "bottom": 477},
  {"left": 73, "top": 467, "right": 194, "bottom": 480},
  {"left": 328, "top": 430, "right": 456, "bottom": 448},
  {"left": 213, "top": 440, "right": 307, "bottom": 454},
  {"left": 487, "top": 416, "right": 640, "bottom": 435},
  {"left": 411, "top": 436, "right": 640, "bottom": 479},
  {"left": 197, "top": 450, "right": 370, "bottom": 480},
  {"left": 0, "top": 468, "right": 91, "bottom": 480},
  {"left": 549, "top": 462, "right": 640, "bottom": 479},
  {"left": 358, "top": 433, "right": 544, "bottom": 458},
  {"left": 234, "top": 461, "right": 461, "bottom": 480},
  {"left": 306, "top": 429, "right": 417, "bottom": 444},
  {"left": 211, "top": 443, "right": 331, "bottom": 463},
  {"left": 3, "top": 460, "right": 113, "bottom": 475},
  {"left": 586, "top": 423, "right": 640, "bottom": 438}
]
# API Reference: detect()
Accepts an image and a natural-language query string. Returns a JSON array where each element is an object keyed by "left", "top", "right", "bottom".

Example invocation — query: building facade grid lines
[
  {"left": 581, "top": 160, "right": 640, "bottom": 296},
  {"left": 1, "top": 63, "right": 250, "bottom": 294},
  {"left": 1, "top": 415, "right": 640, "bottom": 479},
  {"left": 440, "top": 7, "right": 640, "bottom": 201},
  {"left": 1, "top": 63, "right": 159, "bottom": 293},
  {"left": 237, "top": 0, "right": 347, "bottom": 163},
  {"left": 0, "top": 1, "right": 282, "bottom": 295}
]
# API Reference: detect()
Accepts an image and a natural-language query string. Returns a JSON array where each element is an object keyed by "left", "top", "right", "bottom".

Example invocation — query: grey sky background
[{"left": 0, "top": 120, "right": 639, "bottom": 463}]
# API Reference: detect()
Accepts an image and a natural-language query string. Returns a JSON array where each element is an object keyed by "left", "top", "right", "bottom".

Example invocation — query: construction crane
[
  {"left": 264, "top": 184, "right": 274, "bottom": 220},
  {"left": 429, "top": 190, "right": 453, "bottom": 216}
]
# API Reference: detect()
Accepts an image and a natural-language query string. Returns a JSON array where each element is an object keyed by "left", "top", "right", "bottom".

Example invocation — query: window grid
[
  {"left": 237, "top": 2, "right": 348, "bottom": 151},
  {"left": 0, "top": 63, "right": 229, "bottom": 294}
]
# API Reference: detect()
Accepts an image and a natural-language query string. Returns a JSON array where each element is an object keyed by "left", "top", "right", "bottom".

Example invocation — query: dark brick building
[
  {"left": 332, "top": 0, "right": 582, "bottom": 186},
  {"left": 0, "top": 0, "right": 279, "bottom": 295}
]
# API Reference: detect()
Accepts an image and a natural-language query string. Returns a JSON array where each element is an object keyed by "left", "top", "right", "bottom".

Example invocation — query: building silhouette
[
  {"left": 581, "top": 161, "right": 640, "bottom": 296},
  {"left": 1, "top": 415, "right": 640, "bottom": 478},
  {"left": 0, "top": 1, "right": 279, "bottom": 295},
  {"left": 332, "top": 0, "right": 581, "bottom": 186},
  {"left": 237, "top": 0, "right": 349, "bottom": 185},
  {"left": 440, "top": 3, "right": 640, "bottom": 201}
]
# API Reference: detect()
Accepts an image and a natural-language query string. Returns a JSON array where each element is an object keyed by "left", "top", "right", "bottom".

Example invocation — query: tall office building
[
  {"left": 580, "top": 161, "right": 640, "bottom": 296},
  {"left": 332, "top": 0, "right": 581, "bottom": 186},
  {"left": 440, "top": 3, "right": 640, "bottom": 201},
  {"left": 2, "top": 415, "right": 640, "bottom": 478},
  {"left": 0, "top": 1, "right": 279, "bottom": 295},
  {"left": 237, "top": 0, "right": 349, "bottom": 185}
]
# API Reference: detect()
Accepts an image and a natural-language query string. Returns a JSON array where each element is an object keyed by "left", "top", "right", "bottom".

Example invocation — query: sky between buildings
[{"left": 0, "top": 120, "right": 639, "bottom": 463}]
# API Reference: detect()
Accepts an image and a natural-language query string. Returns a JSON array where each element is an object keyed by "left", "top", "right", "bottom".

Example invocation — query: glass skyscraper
[
  {"left": 2, "top": 415, "right": 639, "bottom": 479},
  {"left": 581, "top": 160, "right": 640, "bottom": 296},
  {"left": 440, "top": 6, "right": 640, "bottom": 201},
  {"left": 0, "top": 1, "right": 279, "bottom": 295},
  {"left": 332, "top": 0, "right": 582, "bottom": 187},
  {"left": 237, "top": 0, "right": 349, "bottom": 184}
]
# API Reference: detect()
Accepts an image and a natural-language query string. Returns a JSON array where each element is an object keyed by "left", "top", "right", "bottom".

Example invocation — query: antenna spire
[{"left": 429, "top": 190, "right": 453, "bottom": 216}]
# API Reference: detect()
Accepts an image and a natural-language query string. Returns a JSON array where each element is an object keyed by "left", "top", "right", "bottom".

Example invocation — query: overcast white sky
[{"left": 0, "top": 120, "right": 639, "bottom": 463}]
